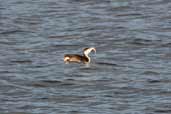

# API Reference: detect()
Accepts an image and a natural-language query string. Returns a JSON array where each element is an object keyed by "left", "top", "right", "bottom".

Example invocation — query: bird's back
[{"left": 64, "top": 54, "right": 83, "bottom": 63}]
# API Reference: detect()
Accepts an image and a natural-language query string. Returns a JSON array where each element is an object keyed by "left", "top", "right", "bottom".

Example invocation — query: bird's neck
[{"left": 83, "top": 53, "right": 90, "bottom": 63}]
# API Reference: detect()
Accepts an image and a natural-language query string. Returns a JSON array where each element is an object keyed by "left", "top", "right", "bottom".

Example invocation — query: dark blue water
[{"left": 0, "top": 0, "right": 171, "bottom": 114}]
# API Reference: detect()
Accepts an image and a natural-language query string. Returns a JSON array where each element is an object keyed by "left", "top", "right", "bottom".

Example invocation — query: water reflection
[{"left": 0, "top": 0, "right": 171, "bottom": 114}]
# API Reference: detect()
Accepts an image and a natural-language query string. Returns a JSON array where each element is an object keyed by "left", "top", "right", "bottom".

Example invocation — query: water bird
[{"left": 64, "top": 47, "right": 96, "bottom": 64}]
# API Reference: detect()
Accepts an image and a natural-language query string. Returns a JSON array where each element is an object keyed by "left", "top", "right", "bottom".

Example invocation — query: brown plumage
[{"left": 64, "top": 47, "right": 96, "bottom": 64}]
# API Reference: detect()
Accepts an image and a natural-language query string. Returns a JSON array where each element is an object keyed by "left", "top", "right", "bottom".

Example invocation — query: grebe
[{"left": 64, "top": 47, "right": 96, "bottom": 64}]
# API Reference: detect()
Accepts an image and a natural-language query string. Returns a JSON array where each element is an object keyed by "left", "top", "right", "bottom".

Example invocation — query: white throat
[
  {"left": 83, "top": 47, "right": 96, "bottom": 63},
  {"left": 84, "top": 53, "right": 90, "bottom": 63}
]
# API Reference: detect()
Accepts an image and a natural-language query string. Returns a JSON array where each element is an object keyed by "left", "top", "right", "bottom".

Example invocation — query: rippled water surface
[{"left": 0, "top": 0, "right": 171, "bottom": 114}]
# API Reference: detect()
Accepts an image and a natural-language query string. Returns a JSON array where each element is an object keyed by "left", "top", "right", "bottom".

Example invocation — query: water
[{"left": 0, "top": 0, "right": 171, "bottom": 113}]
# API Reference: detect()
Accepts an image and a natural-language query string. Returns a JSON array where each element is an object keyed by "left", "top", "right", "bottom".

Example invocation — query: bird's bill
[{"left": 92, "top": 48, "right": 96, "bottom": 54}]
